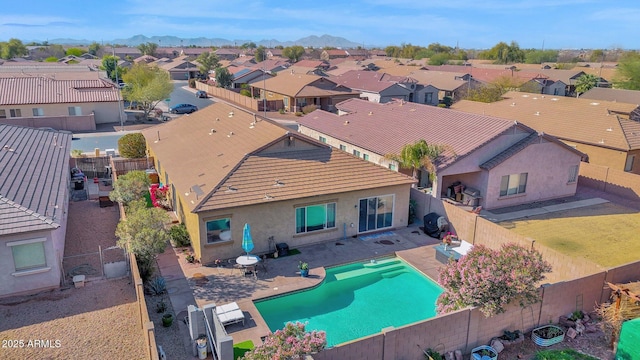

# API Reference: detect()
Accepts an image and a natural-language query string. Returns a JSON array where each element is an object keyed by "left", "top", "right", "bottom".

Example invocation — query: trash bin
[
  {"left": 196, "top": 337, "right": 207, "bottom": 360},
  {"left": 276, "top": 243, "right": 289, "bottom": 257}
]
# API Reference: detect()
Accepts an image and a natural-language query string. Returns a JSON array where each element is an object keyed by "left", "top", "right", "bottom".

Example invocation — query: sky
[{"left": 1, "top": 0, "right": 639, "bottom": 50}]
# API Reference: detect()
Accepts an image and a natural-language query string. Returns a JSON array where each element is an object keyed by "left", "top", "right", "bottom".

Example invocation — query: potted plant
[
  {"left": 532, "top": 324, "right": 565, "bottom": 347},
  {"left": 470, "top": 345, "right": 497, "bottom": 360},
  {"left": 162, "top": 313, "right": 174, "bottom": 327},
  {"left": 299, "top": 261, "right": 309, "bottom": 277}
]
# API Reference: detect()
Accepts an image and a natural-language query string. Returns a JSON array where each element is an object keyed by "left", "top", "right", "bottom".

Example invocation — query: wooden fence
[{"left": 195, "top": 82, "right": 283, "bottom": 112}]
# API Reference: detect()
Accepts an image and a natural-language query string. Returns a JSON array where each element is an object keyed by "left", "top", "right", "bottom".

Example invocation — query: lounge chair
[
  {"left": 453, "top": 240, "right": 474, "bottom": 256},
  {"left": 215, "top": 302, "right": 245, "bottom": 326}
]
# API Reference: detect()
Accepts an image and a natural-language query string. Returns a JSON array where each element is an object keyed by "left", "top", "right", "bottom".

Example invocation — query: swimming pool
[{"left": 254, "top": 257, "right": 443, "bottom": 347}]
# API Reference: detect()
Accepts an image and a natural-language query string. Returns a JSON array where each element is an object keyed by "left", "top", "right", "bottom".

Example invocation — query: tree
[
  {"left": 575, "top": 74, "right": 599, "bottom": 97},
  {"left": 282, "top": 45, "right": 305, "bottom": 63},
  {"left": 115, "top": 199, "right": 170, "bottom": 280},
  {"left": 121, "top": 63, "right": 173, "bottom": 120},
  {"left": 241, "top": 322, "right": 326, "bottom": 360},
  {"left": 613, "top": 52, "right": 640, "bottom": 90},
  {"left": 118, "top": 133, "right": 147, "bottom": 158},
  {"left": 0, "top": 38, "right": 28, "bottom": 59},
  {"left": 137, "top": 42, "right": 158, "bottom": 56},
  {"left": 109, "top": 170, "right": 151, "bottom": 206},
  {"left": 524, "top": 50, "right": 558, "bottom": 64},
  {"left": 437, "top": 243, "right": 551, "bottom": 317},
  {"left": 385, "top": 46, "right": 400, "bottom": 58},
  {"left": 386, "top": 139, "right": 449, "bottom": 181},
  {"left": 196, "top": 51, "right": 219, "bottom": 78},
  {"left": 428, "top": 53, "right": 451, "bottom": 66},
  {"left": 463, "top": 85, "right": 505, "bottom": 103},
  {"left": 65, "top": 47, "right": 84, "bottom": 57},
  {"left": 254, "top": 45, "right": 266, "bottom": 62},
  {"left": 589, "top": 49, "right": 605, "bottom": 62},
  {"left": 88, "top": 42, "right": 101, "bottom": 56},
  {"left": 241, "top": 42, "right": 256, "bottom": 49},
  {"left": 214, "top": 67, "right": 233, "bottom": 88},
  {"left": 44, "top": 56, "right": 58, "bottom": 62},
  {"left": 478, "top": 41, "right": 524, "bottom": 64},
  {"left": 100, "top": 55, "right": 125, "bottom": 82}
]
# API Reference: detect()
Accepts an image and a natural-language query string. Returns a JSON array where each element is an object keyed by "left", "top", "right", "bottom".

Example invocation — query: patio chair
[
  {"left": 244, "top": 265, "right": 258, "bottom": 280},
  {"left": 217, "top": 309, "right": 245, "bottom": 327},
  {"left": 228, "top": 259, "right": 243, "bottom": 275},
  {"left": 258, "top": 255, "right": 268, "bottom": 273},
  {"left": 215, "top": 301, "right": 240, "bottom": 315}
]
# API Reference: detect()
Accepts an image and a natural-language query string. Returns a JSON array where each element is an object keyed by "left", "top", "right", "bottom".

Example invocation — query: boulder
[
  {"left": 559, "top": 315, "right": 576, "bottom": 328},
  {"left": 585, "top": 323, "right": 599, "bottom": 333},
  {"left": 566, "top": 327, "right": 578, "bottom": 339},
  {"left": 454, "top": 349, "right": 463, "bottom": 360},
  {"left": 575, "top": 319, "right": 586, "bottom": 335},
  {"left": 445, "top": 351, "right": 456, "bottom": 360}
]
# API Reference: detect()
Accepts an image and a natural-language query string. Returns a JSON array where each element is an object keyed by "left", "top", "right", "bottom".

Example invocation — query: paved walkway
[{"left": 480, "top": 197, "right": 610, "bottom": 222}]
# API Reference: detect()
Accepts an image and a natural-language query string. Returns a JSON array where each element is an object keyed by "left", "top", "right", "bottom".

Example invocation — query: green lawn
[
  {"left": 534, "top": 349, "right": 600, "bottom": 360},
  {"left": 233, "top": 340, "right": 254, "bottom": 360},
  {"left": 498, "top": 203, "right": 640, "bottom": 267}
]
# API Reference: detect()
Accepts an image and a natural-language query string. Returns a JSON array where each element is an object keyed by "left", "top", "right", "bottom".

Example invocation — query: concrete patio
[{"left": 157, "top": 222, "right": 445, "bottom": 352}]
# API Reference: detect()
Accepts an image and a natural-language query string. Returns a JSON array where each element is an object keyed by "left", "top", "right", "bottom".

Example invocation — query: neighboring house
[
  {"left": 266, "top": 48, "right": 283, "bottom": 58},
  {"left": 215, "top": 48, "right": 241, "bottom": 61},
  {"left": 331, "top": 70, "right": 417, "bottom": 103},
  {"left": 580, "top": 87, "right": 640, "bottom": 104},
  {"left": 0, "top": 77, "right": 124, "bottom": 131},
  {"left": 228, "top": 67, "right": 273, "bottom": 89},
  {"left": 134, "top": 55, "right": 158, "bottom": 64},
  {"left": 294, "top": 60, "right": 330, "bottom": 71},
  {"left": 298, "top": 98, "right": 586, "bottom": 210},
  {"left": 251, "top": 59, "right": 291, "bottom": 73},
  {"left": 0, "top": 125, "right": 72, "bottom": 297},
  {"left": 520, "top": 68, "right": 610, "bottom": 94},
  {"left": 155, "top": 56, "right": 200, "bottom": 80},
  {"left": 250, "top": 72, "right": 360, "bottom": 112},
  {"left": 452, "top": 91, "right": 640, "bottom": 174},
  {"left": 321, "top": 49, "right": 349, "bottom": 61},
  {"left": 141, "top": 102, "right": 415, "bottom": 263}
]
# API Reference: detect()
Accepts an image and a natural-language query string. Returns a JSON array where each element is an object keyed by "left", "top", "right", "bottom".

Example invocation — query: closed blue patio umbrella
[{"left": 242, "top": 223, "right": 254, "bottom": 255}]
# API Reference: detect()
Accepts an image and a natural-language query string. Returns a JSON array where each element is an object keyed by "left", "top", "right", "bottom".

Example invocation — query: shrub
[
  {"left": 301, "top": 104, "right": 317, "bottom": 114},
  {"left": 156, "top": 301, "right": 167, "bottom": 313},
  {"left": 437, "top": 103, "right": 447, "bottom": 108},
  {"left": 70, "top": 149, "right": 84, "bottom": 158},
  {"left": 147, "top": 276, "right": 166, "bottom": 295},
  {"left": 437, "top": 243, "right": 551, "bottom": 317},
  {"left": 240, "top": 89, "right": 251, "bottom": 97},
  {"left": 241, "top": 322, "right": 326, "bottom": 360},
  {"left": 294, "top": 112, "right": 303, "bottom": 117},
  {"left": 188, "top": 78, "right": 196, "bottom": 88},
  {"left": 118, "top": 133, "right": 146, "bottom": 158},
  {"left": 278, "top": 108, "right": 285, "bottom": 114},
  {"left": 109, "top": 171, "right": 151, "bottom": 205},
  {"left": 169, "top": 224, "right": 191, "bottom": 247}
]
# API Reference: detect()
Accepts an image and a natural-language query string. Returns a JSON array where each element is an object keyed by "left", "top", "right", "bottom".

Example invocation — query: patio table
[{"left": 236, "top": 255, "right": 260, "bottom": 266}]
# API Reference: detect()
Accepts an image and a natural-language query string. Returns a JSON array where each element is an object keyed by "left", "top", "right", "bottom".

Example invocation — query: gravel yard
[{"left": 0, "top": 278, "right": 146, "bottom": 360}]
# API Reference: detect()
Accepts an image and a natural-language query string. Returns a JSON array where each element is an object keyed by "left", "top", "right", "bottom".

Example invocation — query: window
[
  {"left": 10, "top": 109, "right": 22, "bottom": 117},
  {"left": 363, "top": 154, "right": 369, "bottom": 161},
  {"left": 625, "top": 155, "right": 635, "bottom": 172},
  {"left": 295, "top": 203, "right": 336, "bottom": 234},
  {"left": 425, "top": 92, "right": 433, "bottom": 104},
  {"left": 568, "top": 165, "right": 579, "bottom": 183},
  {"left": 339, "top": 144, "right": 347, "bottom": 151},
  {"left": 68, "top": 106, "right": 82, "bottom": 116},
  {"left": 205, "top": 218, "right": 231, "bottom": 243},
  {"left": 358, "top": 195, "right": 394, "bottom": 232},
  {"left": 319, "top": 136, "right": 327, "bottom": 143},
  {"left": 32, "top": 108, "right": 44, "bottom": 116},
  {"left": 8, "top": 238, "right": 47, "bottom": 272},
  {"left": 353, "top": 149, "right": 360, "bottom": 157},
  {"left": 389, "top": 163, "right": 397, "bottom": 171},
  {"left": 0, "top": 109, "right": 6, "bottom": 118},
  {"left": 500, "top": 173, "right": 528, "bottom": 196}
]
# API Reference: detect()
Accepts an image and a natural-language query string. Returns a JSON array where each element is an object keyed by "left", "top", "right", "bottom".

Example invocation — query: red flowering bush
[
  {"left": 241, "top": 322, "right": 326, "bottom": 360},
  {"left": 149, "top": 184, "right": 170, "bottom": 210},
  {"left": 437, "top": 243, "right": 551, "bottom": 317}
]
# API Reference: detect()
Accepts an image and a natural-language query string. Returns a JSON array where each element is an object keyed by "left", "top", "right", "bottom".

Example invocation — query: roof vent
[
  {"left": 226, "top": 185, "right": 238, "bottom": 192},
  {"left": 228, "top": 111, "right": 234, "bottom": 117},
  {"left": 227, "top": 131, "right": 234, "bottom": 137},
  {"left": 264, "top": 193, "right": 274, "bottom": 200},
  {"left": 209, "top": 128, "right": 216, "bottom": 135},
  {"left": 510, "top": 102, "right": 516, "bottom": 106},
  {"left": 551, "top": 98, "right": 559, "bottom": 101},
  {"left": 368, "top": 111, "right": 373, "bottom": 115},
  {"left": 606, "top": 127, "right": 613, "bottom": 132},
  {"left": 590, "top": 102, "right": 600, "bottom": 106},
  {"left": 599, "top": 139, "right": 605, "bottom": 144},
  {"left": 216, "top": 117, "right": 220, "bottom": 121},
  {"left": 274, "top": 179, "right": 284, "bottom": 187},
  {"left": 344, "top": 120, "right": 350, "bottom": 125},
  {"left": 534, "top": 111, "right": 540, "bottom": 116},
  {"left": 522, "top": 94, "right": 529, "bottom": 98},
  {"left": 249, "top": 120, "right": 256, "bottom": 129}
]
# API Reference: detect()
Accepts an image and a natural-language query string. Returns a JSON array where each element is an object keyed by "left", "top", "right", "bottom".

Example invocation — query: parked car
[
  {"left": 169, "top": 104, "right": 198, "bottom": 114},
  {"left": 195, "top": 90, "right": 208, "bottom": 98}
]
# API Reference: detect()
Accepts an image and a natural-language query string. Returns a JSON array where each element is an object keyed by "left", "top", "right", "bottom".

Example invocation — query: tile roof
[
  {"left": 0, "top": 77, "right": 119, "bottom": 106},
  {"left": 293, "top": 60, "right": 328, "bottom": 69},
  {"left": 580, "top": 88, "right": 640, "bottom": 105},
  {"left": 297, "top": 98, "right": 521, "bottom": 169},
  {"left": 384, "top": 68, "right": 471, "bottom": 91},
  {"left": 452, "top": 92, "right": 640, "bottom": 150},
  {"left": 141, "top": 102, "right": 413, "bottom": 213},
  {"left": 251, "top": 59, "right": 291, "bottom": 72},
  {"left": 0, "top": 125, "right": 71, "bottom": 235},
  {"left": 519, "top": 69, "right": 585, "bottom": 84},
  {"left": 252, "top": 73, "right": 357, "bottom": 98},
  {"left": 331, "top": 70, "right": 413, "bottom": 93},
  {"left": 0, "top": 71, "right": 106, "bottom": 81}
]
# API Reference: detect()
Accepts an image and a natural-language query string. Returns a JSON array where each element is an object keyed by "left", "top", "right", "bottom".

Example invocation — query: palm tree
[
  {"left": 386, "top": 140, "right": 451, "bottom": 182},
  {"left": 575, "top": 74, "right": 599, "bottom": 97}
]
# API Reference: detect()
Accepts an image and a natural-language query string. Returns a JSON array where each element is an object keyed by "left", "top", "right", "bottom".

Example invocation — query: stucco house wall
[
  {"left": 0, "top": 101, "right": 123, "bottom": 125},
  {"left": 562, "top": 140, "right": 638, "bottom": 175},
  {"left": 192, "top": 184, "right": 411, "bottom": 264},
  {"left": 413, "top": 85, "right": 440, "bottom": 106}
]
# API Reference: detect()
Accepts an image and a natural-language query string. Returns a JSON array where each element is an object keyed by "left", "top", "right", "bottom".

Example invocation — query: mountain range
[{"left": 44, "top": 34, "right": 363, "bottom": 49}]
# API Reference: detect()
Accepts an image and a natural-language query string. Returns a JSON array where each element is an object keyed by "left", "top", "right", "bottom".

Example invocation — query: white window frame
[
  {"left": 0, "top": 109, "right": 6, "bottom": 118},
  {"left": 32, "top": 108, "right": 44, "bottom": 116},
  {"left": 500, "top": 173, "right": 528, "bottom": 197},
  {"left": 389, "top": 163, "right": 397, "bottom": 171},
  {"left": 624, "top": 155, "right": 635, "bottom": 172},
  {"left": 295, "top": 202, "right": 337, "bottom": 234},
  {"left": 363, "top": 153, "right": 369, "bottom": 161},
  {"left": 319, "top": 136, "right": 327, "bottom": 143},
  {"left": 358, "top": 194, "right": 395, "bottom": 233},
  {"left": 9, "top": 109, "right": 22, "bottom": 117},
  {"left": 568, "top": 165, "right": 579, "bottom": 183},
  {"left": 353, "top": 149, "right": 361, "bottom": 157},
  {"left": 7, "top": 238, "right": 50, "bottom": 275},
  {"left": 339, "top": 144, "right": 346, "bottom": 151},
  {"left": 68, "top": 106, "right": 82, "bottom": 116}
]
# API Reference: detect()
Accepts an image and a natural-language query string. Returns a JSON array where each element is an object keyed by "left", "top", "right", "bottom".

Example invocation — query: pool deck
[{"left": 156, "top": 223, "right": 445, "bottom": 350}]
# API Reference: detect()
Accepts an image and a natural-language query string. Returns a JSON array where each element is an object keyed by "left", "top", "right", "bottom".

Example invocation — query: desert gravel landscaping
[{"left": 0, "top": 278, "right": 145, "bottom": 360}]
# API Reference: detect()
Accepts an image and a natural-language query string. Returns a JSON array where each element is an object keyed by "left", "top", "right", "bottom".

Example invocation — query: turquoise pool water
[{"left": 254, "top": 258, "right": 443, "bottom": 347}]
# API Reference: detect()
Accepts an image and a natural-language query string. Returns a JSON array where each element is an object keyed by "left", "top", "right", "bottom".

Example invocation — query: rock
[
  {"left": 491, "top": 339, "right": 505, "bottom": 353},
  {"left": 585, "top": 323, "right": 599, "bottom": 333},
  {"left": 454, "top": 349, "right": 463, "bottom": 360},
  {"left": 575, "top": 319, "right": 586, "bottom": 335},
  {"left": 559, "top": 315, "right": 576, "bottom": 328},
  {"left": 567, "top": 327, "right": 578, "bottom": 339},
  {"left": 583, "top": 314, "right": 590, "bottom": 322},
  {"left": 445, "top": 351, "right": 456, "bottom": 360}
]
